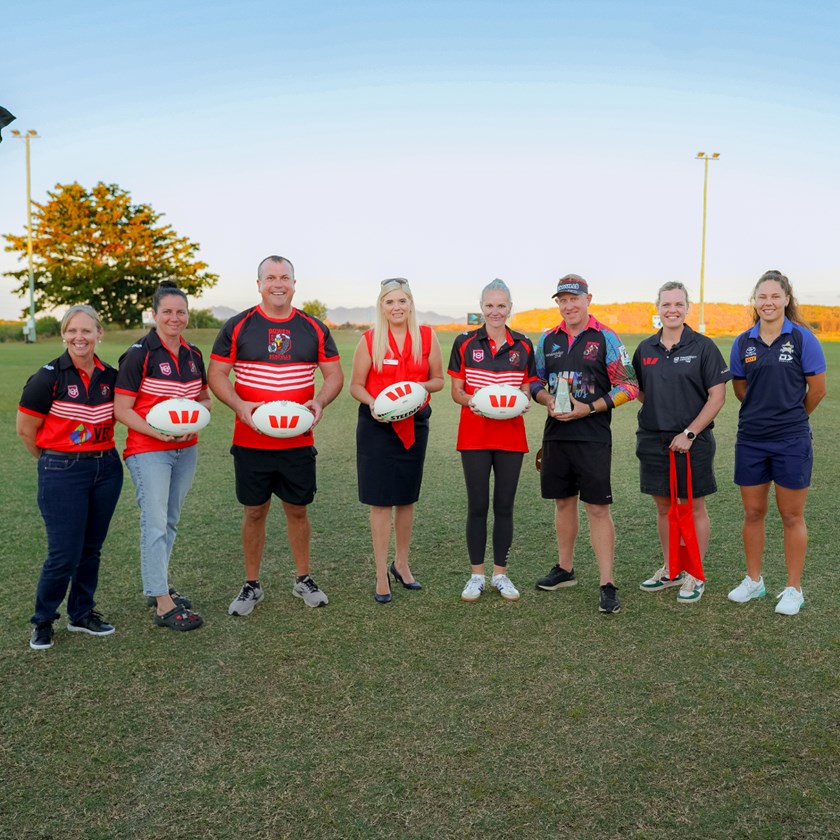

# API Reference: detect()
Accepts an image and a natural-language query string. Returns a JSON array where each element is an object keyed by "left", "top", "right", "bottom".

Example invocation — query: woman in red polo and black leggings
[
  {"left": 17, "top": 304, "right": 124, "bottom": 651},
  {"left": 449, "top": 279, "right": 537, "bottom": 602}
]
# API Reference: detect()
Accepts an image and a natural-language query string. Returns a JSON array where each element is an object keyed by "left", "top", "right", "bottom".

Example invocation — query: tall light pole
[
  {"left": 695, "top": 152, "right": 719, "bottom": 334},
  {"left": 11, "top": 128, "right": 40, "bottom": 342}
]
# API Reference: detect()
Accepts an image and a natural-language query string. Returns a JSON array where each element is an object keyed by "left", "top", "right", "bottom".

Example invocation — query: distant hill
[
  {"left": 211, "top": 306, "right": 238, "bottom": 322},
  {"left": 327, "top": 307, "right": 460, "bottom": 326}
]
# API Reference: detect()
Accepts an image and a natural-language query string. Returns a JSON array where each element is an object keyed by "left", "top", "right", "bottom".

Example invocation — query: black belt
[{"left": 41, "top": 449, "right": 114, "bottom": 460}]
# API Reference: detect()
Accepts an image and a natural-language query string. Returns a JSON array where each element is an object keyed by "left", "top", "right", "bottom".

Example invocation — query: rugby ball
[
  {"left": 146, "top": 398, "right": 211, "bottom": 436},
  {"left": 471, "top": 384, "right": 529, "bottom": 419},
  {"left": 372, "top": 381, "right": 428, "bottom": 422},
  {"left": 252, "top": 400, "right": 314, "bottom": 438}
]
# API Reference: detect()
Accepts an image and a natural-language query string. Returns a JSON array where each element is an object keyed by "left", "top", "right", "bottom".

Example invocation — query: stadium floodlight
[
  {"left": 695, "top": 152, "right": 720, "bottom": 334},
  {"left": 11, "top": 129, "right": 40, "bottom": 342}
]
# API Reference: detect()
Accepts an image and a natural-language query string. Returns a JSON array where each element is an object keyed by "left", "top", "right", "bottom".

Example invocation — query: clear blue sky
[{"left": 2, "top": 0, "right": 839, "bottom": 321}]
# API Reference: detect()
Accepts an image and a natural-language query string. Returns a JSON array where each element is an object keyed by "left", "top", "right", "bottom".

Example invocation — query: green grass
[{"left": 1, "top": 329, "right": 838, "bottom": 840}]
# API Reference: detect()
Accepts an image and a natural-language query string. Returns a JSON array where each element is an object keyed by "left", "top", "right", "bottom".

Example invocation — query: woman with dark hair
[
  {"left": 727, "top": 270, "right": 827, "bottom": 615},
  {"left": 634, "top": 281, "right": 730, "bottom": 603},
  {"left": 449, "top": 279, "right": 536, "bottom": 602},
  {"left": 114, "top": 281, "right": 210, "bottom": 630},
  {"left": 17, "top": 304, "right": 124, "bottom": 650},
  {"left": 350, "top": 278, "right": 444, "bottom": 603}
]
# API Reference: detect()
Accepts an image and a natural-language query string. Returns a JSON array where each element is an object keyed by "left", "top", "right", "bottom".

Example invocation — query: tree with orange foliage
[{"left": 3, "top": 182, "right": 218, "bottom": 327}]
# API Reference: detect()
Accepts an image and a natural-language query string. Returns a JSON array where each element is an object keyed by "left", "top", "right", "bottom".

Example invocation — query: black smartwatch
[{"left": 589, "top": 403, "right": 597, "bottom": 416}]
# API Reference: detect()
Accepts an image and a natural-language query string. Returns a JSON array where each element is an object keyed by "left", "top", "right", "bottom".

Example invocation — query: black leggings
[{"left": 460, "top": 450, "right": 525, "bottom": 567}]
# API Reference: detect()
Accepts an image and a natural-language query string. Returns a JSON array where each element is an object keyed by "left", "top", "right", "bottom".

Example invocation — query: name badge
[{"left": 383, "top": 359, "right": 399, "bottom": 365}]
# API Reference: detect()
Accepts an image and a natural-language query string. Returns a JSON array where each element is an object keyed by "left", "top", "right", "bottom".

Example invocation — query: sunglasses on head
[{"left": 381, "top": 278, "right": 409, "bottom": 287}]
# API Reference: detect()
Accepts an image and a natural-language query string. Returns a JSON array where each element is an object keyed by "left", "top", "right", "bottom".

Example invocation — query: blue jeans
[
  {"left": 126, "top": 446, "right": 198, "bottom": 597},
  {"left": 33, "top": 450, "right": 124, "bottom": 624}
]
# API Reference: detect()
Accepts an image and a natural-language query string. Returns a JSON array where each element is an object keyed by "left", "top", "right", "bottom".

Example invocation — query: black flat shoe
[
  {"left": 390, "top": 562, "right": 422, "bottom": 590},
  {"left": 374, "top": 589, "right": 392, "bottom": 604}
]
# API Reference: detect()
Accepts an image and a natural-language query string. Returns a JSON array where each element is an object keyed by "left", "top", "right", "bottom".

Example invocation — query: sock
[
  {"left": 296, "top": 574, "right": 310, "bottom": 583},
  {"left": 246, "top": 579, "right": 260, "bottom": 588}
]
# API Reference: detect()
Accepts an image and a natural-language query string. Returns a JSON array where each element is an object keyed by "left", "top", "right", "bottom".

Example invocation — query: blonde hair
[
  {"left": 61, "top": 304, "right": 103, "bottom": 334},
  {"left": 371, "top": 279, "right": 422, "bottom": 371},
  {"left": 480, "top": 278, "right": 513, "bottom": 313}
]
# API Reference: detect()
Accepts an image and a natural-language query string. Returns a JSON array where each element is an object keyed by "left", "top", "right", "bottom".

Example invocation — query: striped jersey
[
  {"left": 211, "top": 306, "right": 340, "bottom": 449},
  {"left": 18, "top": 352, "right": 117, "bottom": 452},
  {"left": 115, "top": 329, "right": 208, "bottom": 457}
]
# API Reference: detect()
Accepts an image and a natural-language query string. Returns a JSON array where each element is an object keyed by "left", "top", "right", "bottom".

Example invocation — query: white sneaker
[
  {"left": 775, "top": 586, "right": 804, "bottom": 616},
  {"left": 461, "top": 574, "right": 485, "bottom": 602},
  {"left": 677, "top": 574, "right": 705, "bottom": 604},
  {"left": 292, "top": 576, "right": 328, "bottom": 608},
  {"left": 728, "top": 575, "right": 766, "bottom": 603},
  {"left": 639, "top": 564, "right": 684, "bottom": 592},
  {"left": 491, "top": 574, "right": 520, "bottom": 601}
]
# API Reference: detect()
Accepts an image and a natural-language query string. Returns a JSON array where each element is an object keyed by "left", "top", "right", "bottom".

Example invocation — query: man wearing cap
[{"left": 531, "top": 274, "right": 639, "bottom": 613}]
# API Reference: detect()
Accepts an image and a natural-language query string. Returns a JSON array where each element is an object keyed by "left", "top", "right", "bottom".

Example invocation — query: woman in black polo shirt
[
  {"left": 17, "top": 304, "right": 124, "bottom": 650},
  {"left": 633, "top": 282, "right": 730, "bottom": 603},
  {"left": 449, "top": 279, "right": 536, "bottom": 602}
]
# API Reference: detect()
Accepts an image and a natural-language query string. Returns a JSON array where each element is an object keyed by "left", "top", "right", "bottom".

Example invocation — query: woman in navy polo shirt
[
  {"left": 633, "top": 282, "right": 731, "bottom": 603},
  {"left": 350, "top": 278, "right": 444, "bottom": 603},
  {"left": 727, "top": 270, "right": 827, "bottom": 616},
  {"left": 17, "top": 304, "right": 124, "bottom": 651},
  {"left": 115, "top": 281, "right": 210, "bottom": 630},
  {"left": 449, "top": 279, "right": 537, "bottom": 603}
]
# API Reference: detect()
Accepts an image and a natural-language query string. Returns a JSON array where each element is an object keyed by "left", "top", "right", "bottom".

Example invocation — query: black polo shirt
[{"left": 632, "top": 325, "right": 731, "bottom": 435}]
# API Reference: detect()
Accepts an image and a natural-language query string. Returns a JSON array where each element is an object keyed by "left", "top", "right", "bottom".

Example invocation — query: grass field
[{"left": 1, "top": 328, "right": 838, "bottom": 840}]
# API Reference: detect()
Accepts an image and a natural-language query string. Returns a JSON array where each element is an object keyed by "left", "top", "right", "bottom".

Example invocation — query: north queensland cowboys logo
[{"left": 779, "top": 340, "right": 794, "bottom": 362}]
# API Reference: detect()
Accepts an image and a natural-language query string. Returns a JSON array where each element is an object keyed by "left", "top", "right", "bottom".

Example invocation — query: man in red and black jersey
[{"left": 209, "top": 255, "right": 344, "bottom": 615}]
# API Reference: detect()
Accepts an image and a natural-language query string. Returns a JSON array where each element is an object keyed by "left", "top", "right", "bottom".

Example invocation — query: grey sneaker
[
  {"left": 228, "top": 583, "right": 264, "bottom": 616},
  {"left": 292, "top": 576, "right": 328, "bottom": 608}
]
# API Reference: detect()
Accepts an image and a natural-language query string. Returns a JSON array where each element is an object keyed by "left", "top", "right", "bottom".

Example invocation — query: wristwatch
[
  {"left": 683, "top": 428, "right": 696, "bottom": 440},
  {"left": 589, "top": 403, "right": 597, "bottom": 415}
]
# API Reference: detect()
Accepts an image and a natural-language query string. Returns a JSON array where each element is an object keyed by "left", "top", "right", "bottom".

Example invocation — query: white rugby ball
[
  {"left": 471, "top": 384, "right": 529, "bottom": 419},
  {"left": 373, "top": 381, "right": 428, "bottom": 422},
  {"left": 147, "top": 398, "right": 211, "bottom": 436},
  {"left": 252, "top": 401, "right": 314, "bottom": 438}
]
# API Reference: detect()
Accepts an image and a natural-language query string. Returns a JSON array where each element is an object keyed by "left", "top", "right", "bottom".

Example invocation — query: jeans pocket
[{"left": 41, "top": 455, "right": 76, "bottom": 473}]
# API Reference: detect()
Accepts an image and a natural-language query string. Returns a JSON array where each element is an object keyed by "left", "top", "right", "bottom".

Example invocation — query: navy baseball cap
[{"left": 552, "top": 274, "right": 589, "bottom": 298}]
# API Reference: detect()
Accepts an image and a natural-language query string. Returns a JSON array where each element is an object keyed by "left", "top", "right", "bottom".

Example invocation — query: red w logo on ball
[
  {"left": 268, "top": 414, "right": 300, "bottom": 430},
  {"left": 167, "top": 409, "right": 201, "bottom": 425}
]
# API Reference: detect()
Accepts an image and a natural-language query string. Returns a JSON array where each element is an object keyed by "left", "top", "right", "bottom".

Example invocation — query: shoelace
[
  {"left": 239, "top": 584, "right": 257, "bottom": 600},
  {"left": 494, "top": 576, "right": 512, "bottom": 592},
  {"left": 300, "top": 577, "right": 319, "bottom": 593}
]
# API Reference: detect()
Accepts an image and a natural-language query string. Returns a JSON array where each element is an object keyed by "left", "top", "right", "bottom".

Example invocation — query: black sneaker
[
  {"left": 67, "top": 610, "right": 116, "bottom": 636},
  {"left": 30, "top": 622, "right": 54, "bottom": 650},
  {"left": 535, "top": 565, "right": 577, "bottom": 590},
  {"left": 146, "top": 588, "right": 192, "bottom": 610},
  {"left": 599, "top": 583, "right": 621, "bottom": 614}
]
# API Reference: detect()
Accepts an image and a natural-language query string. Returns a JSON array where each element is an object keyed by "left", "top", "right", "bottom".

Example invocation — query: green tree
[
  {"left": 3, "top": 181, "right": 219, "bottom": 328},
  {"left": 302, "top": 299, "right": 328, "bottom": 321}
]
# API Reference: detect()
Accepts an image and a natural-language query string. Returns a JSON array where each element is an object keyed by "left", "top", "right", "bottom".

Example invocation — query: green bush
[
  {"left": 36, "top": 315, "right": 61, "bottom": 337},
  {"left": 188, "top": 308, "right": 222, "bottom": 329}
]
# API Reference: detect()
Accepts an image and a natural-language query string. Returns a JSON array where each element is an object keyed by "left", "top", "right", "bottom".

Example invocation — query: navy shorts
[
  {"left": 231, "top": 445, "right": 317, "bottom": 506},
  {"left": 540, "top": 440, "right": 612, "bottom": 505},
  {"left": 734, "top": 435, "right": 813, "bottom": 490},
  {"left": 636, "top": 430, "right": 718, "bottom": 498}
]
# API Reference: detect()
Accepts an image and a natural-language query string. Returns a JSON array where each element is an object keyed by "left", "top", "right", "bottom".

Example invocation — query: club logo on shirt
[
  {"left": 268, "top": 329, "right": 292, "bottom": 359},
  {"left": 779, "top": 341, "right": 794, "bottom": 362},
  {"left": 583, "top": 341, "right": 600, "bottom": 360},
  {"left": 508, "top": 351, "right": 520, "bottom": 366},
  {"left": 100, "top": 384, "right": 111, "bottom": 397},
  {"left": 642, "top": 357, "right": 659, "bottom": 366},
  {"left": 67, "top": 385, "right": 79, "bottom": 398},
  {"left": 472, "top": 349, "right": 485, "bottom": 363},
  {"left": 189, "top": 360, "right": 198, "bottom": 375},
  {"left": 159, "top": 363, "right": 172, "bottom": 376},
  {"left": 673, "top": 355, "right": 697, "bottom": 364},
  {"left": 70, "top": 423, "right": 92, "bottom": 445}
]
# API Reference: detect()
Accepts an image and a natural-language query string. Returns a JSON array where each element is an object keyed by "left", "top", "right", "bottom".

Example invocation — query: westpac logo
[
  {"left": 488, "top": 393, "right": 519, "bottom": 408},
  {"left": 384, "top": 384, "right": 414, "bottom": 401},
  {"left": 167, "top": 409, "right": 201, "bottom": 425},
  {"left": 642, "top": 357, "right": 659, "bottom": 366},
  {"left": 268, "top": 414, "right": 300, "bottom": 430}
]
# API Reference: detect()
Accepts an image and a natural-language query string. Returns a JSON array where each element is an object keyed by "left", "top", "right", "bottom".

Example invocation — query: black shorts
[
  {"left": 231, "top": 445, "right": 317, "bottom": 507},
  {"left": 540, "top": 440, "right": 612, "bottom": 505},
  {"left": 636, "top": 430, "right": 718, "bottom": 498}
]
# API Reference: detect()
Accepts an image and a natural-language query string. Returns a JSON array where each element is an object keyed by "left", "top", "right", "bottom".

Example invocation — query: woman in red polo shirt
[
  {"left": 350, "top": 278, "right": 444, "bottom": 603},
  {"left": 449, "top": 279, "right": 536, "bottom": 603},
  {"left": 115, "top": 281, "right": 210, "bottom": 631},
  {"left": 17, "top": 304, "right": 124, "bottom": 651}
]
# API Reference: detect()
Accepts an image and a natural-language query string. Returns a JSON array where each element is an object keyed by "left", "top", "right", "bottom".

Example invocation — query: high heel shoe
[
  {"left": 390, "top": 562, "right": 422, "bottom": 590},
  {"left": 374, "top": 586, "right": 392, "bottom": 604}
]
